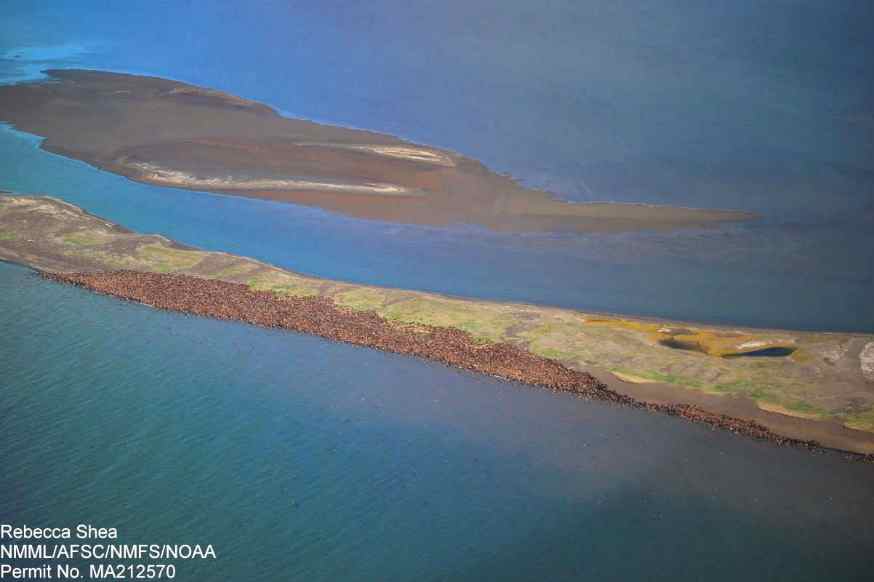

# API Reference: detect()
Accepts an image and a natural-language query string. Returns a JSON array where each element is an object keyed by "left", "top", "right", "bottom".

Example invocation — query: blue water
[
  {"left": 3, "top": 3, "right": 874, "bottom": 580},
  {"left": 0, "top": 0, "right": 872, "bottom": 331},
  {"left": 2, "top": 263, "right": 874, "bottom": 581}
]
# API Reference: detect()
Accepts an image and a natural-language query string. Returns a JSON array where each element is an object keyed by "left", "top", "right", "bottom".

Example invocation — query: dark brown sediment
[
  {"left": 0, "top": 69, "right": 756, "bottom": 233},
  {"left": 42, "top": 270, "right": 874, "bottom": 462}
]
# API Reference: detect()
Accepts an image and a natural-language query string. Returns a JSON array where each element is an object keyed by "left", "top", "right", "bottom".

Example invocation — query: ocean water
[
  {"left": 3, "top": 3, "right": 874, "bottom": 580},
  {"left": 0, "top": 0, "right": 872, "bottom": 331},
  {"left": 2, "top": 262, "right": 874, "bottom": 581}
]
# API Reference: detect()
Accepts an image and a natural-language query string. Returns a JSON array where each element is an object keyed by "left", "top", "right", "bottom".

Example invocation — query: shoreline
[
  {"left": 43, "top": 269, "right": 870, "bottom": 461},
  {"left": 2, "top": 195, "right": 874, "bottom": 457},
  {"left": 0, "top": 69, "right": 756, "bottom": 234}
]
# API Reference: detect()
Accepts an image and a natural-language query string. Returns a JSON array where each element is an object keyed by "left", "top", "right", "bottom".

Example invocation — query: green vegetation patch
[
  {"left": 783, "top": 399, "right": 825, "bottom": 416},
  {"left": 64, "top": 248, "right": 142, "bottom": 270},
  {"left": 247, "top": 270, "right": 318, "bottom": 298},
  {"left": 65, "top": 242, "right": 207, "bottom": 273},
  {"left": 333, "top": 287, "right": 391, "bottom": 311},
  {"left": 520, "top": 322, "right": 590, "bottom": 361},
  {"left": 712, "top": 379, "right": 774, "bottom": 400},
  {"left": 137, "top": 244, "right": 206, "bottom": 273},
  {"left": 755, "top": 396, "right": 828, "bottom": 419},
  {"left": 61, "top": 230, "right": 112, "bottom": 246},
  {"left": 844, "top": 408, "right": 874, "bottom": 433},
  {"left": 0, "top": 230, "right": 17, "bottom": 241},
  {"left": 260, "top": 284, "right": 319, "bottom": 298},
  {"left": 209, "top": 261, "right": 259, "bottom": 280},
  {"left": 379, "top": 297, "right": 517, "bottom": 343}
]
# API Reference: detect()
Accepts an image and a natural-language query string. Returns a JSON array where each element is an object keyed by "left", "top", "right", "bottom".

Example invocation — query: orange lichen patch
[
  {"left": 656, "top": 330, "right": 796, "bottom": 358},
  {"left": 583, "top": 316, "right": 797, "bottom": 358}
]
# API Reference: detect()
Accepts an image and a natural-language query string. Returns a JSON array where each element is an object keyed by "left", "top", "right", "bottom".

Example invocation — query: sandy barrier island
[
  {"left": 44, "top": 270, "right": 826, "bottom": 452},
  {"left": 2, "top": 195, "right": 873, "bottom": 458},
  {"left": 0, "top": 69, "right": 755, "bottom": 233}
]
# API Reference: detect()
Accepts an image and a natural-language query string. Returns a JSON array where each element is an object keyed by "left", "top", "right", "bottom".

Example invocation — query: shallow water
[
  {"left": 2, "top": 262, "right": 874, "bottom": 581},
  {"left": 0, "top": 1, "right": 873, "bottom": 331},
  {"left": 0, "top": 125, "right": 871, "bottom": 332}
]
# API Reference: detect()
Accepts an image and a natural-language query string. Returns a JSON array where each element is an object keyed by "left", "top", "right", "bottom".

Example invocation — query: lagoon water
[
  {"left": 2, "top": 2, "right": 874, "bottom": 579},
  {"left": 1, "top": 1, "right": 872, "bottom": 331}
]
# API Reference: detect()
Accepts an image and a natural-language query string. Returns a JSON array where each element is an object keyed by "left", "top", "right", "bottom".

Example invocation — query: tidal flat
[
  {"left": 2, "top": 194, "right": 872, "bottom": 455},
  {"left": 0, "top": 69, "right": 755, "bottom": 233}
]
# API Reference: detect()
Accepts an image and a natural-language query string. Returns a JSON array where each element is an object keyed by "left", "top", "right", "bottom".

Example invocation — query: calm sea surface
[
  {"left": 2, "top": 262, "right": 874, "bottom": 581},
  {"left": 0, "top": 0, "right": 872, "bottom": 330},
  {"left": 2, "top": 2, "right": 874, "bottom": 579}
]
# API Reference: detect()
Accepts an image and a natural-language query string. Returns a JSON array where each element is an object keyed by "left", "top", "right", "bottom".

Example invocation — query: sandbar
[
  {"left": 2, "top": 194, "right": 872, "bottom": 457},
  {"left": 0, "top": 70, "right": 756, "bottom": 233}
]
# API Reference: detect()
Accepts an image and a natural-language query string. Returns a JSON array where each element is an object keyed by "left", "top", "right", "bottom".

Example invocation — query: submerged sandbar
[
  {"left": 0, "top": 69, "right": 755, "bottom": 232},
  {"left": 1, "top": 195, "right": 872, "bottom": 456}
]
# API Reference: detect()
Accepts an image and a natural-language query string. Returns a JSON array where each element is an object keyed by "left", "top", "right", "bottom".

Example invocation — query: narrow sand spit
[
  {"left": 3, "top": 195, "right": 873, "bottom": 458},
  {"left": 46, "top": 270, "right": 854, "bottom": 458}
]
